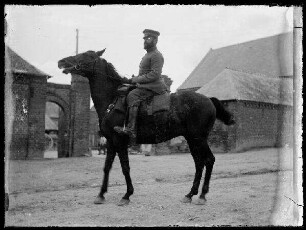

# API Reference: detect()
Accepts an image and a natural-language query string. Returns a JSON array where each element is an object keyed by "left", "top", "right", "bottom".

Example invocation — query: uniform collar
[{"left": 145, "top": 46, "right": 157, "bottom": 53}]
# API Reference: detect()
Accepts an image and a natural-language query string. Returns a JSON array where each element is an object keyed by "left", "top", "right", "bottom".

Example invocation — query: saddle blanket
[
  {"left": 113, "top": 92, "right": 170, "bottom": 115},
  {"left": 147, "top": 92, "right": 170, "bottom": 115}
]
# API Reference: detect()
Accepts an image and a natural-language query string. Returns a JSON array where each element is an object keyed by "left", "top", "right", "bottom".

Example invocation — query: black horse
[{"left": 58, "top": 49, "right": 235, "bottom": 206}]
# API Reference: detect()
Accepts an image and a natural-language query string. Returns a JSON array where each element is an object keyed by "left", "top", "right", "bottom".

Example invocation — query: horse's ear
[{"left": 96, "top": 49, "right": 106, "bottom": 57}]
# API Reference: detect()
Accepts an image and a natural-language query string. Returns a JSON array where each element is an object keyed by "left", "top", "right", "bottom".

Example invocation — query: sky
[{"left": 5, "top": 5, "right": 293, "bottom": 94}]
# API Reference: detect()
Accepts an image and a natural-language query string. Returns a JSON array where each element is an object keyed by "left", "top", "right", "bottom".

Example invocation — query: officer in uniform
[{"left": 114, "top": 29, "right": 168, "bottom": 143}]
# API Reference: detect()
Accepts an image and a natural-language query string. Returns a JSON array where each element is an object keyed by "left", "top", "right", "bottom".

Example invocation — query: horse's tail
[{"left": 210, "top": 97, "right": 235, "bottom": 125}]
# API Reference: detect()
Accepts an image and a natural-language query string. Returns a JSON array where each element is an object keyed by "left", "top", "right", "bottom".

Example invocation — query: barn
[
  {"left": 177, "top": 32, "right": 293, "bottom": 153},
  {"left": 197, "top": 69, "right": 293, "bottom": 152}
]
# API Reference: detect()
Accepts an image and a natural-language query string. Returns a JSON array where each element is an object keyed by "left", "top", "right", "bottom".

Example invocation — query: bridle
[
  {"left": 62, "top": 56, "right": 100, "bottom": 75},
  {"left": 74, "top": 57, "right": 100, "bottom": 74},
  {"left": 65, "top": 56, "right": 123, "bottom": 83}
]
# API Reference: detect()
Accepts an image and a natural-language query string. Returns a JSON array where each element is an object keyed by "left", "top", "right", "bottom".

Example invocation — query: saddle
[
  {"left": 111, "top": 84, "right": 170, "bottom": 115},
  {"left": 104, "top": 84, "right": 171, "bottom": 143}
]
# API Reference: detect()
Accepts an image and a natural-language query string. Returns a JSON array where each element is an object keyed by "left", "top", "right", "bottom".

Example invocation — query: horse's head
[{"left": 58, "top": 49, "right": 106, "bottom": 76}]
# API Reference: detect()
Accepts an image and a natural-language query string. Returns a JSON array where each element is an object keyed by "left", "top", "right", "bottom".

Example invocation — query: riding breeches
[{"left": 126, "top": 88, "right": 155, "bottom": 107}]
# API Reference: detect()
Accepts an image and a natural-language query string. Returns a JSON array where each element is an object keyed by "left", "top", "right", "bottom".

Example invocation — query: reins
[{"left": 75, "top": 57, "right": 100, "bottom": 72}]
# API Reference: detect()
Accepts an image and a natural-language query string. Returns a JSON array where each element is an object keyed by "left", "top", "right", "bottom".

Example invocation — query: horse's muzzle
[{"left": 59, "top": 66, "right": 74, "bottom": 74}]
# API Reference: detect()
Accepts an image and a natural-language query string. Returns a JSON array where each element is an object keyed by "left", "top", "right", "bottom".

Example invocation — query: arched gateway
[
  {"left": 46, "top": 79, "right": 91, "bottom": 158},
  {"left": 6, "top": 46, "right": 91, "bottom": 159}
]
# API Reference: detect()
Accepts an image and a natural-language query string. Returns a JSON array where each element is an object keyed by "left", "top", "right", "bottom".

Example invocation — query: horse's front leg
[
  {"left": 94, "top": 141, "right": 116, "bottom": 204},
  {"left": 117, "top": 148, "right": 134, "bottom": 206}
]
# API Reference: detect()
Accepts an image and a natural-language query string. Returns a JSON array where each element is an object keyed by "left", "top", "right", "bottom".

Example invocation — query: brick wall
[
  {"left": 70, "top": 74, "right": 91, "bottom": 157},
  {"left": 10, "top": 77, "right": 30, "bottom": 159},
  {"left": 47, "top": 83, "right": 71, "bottom": 101},
  {"left": 10, "top": 72, "right": 92, "bottom": 159},
  {"left": 10, "top": 74, "right": 47, "bottom": 159},
  {"left": 235, "top": 101, "right": 293, "bottom": 152},
  {"left": 27, "top": 76, "right": 47, "bottom": 158}
]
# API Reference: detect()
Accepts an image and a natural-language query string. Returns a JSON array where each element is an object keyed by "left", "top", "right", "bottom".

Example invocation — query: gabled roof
[
  {"left": 196, "top": 68, "right": 293, "bottom": 106},
  {"left": 5, "top": 46, "right": 51, "bottom": 78},
  {"left": 178, "top": 32, "right": 293, "bottom": 91}
]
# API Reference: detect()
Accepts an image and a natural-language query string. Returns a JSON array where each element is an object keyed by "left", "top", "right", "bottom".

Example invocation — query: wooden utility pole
[
  {"left": 76, "top": 29, "right": 79, "bottom": 55},
  {"left": 69, "top": 28, "right": 79, "bottom": 157}
]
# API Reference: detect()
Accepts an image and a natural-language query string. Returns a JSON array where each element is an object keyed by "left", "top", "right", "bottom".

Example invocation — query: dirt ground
[{"left": 5, "top": 147, "right": 296, "bottom": 227}]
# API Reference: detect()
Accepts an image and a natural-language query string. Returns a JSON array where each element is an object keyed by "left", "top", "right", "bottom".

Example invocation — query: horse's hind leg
[
  {"left": 181, "top": 138, "right": 205, "bottom": 203},
  {"left": 117, "top": 148, "right": 134, "bottom": 206},
  {"left": 196, "top": 142, "right": 215, "bottom": 205},
  {"left": 94, "top": 141, "right": 116, "bottom": 204}
]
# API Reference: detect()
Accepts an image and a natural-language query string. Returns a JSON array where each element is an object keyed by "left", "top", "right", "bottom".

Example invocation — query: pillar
[{"left": 70, "top": 74, "right": 91, "bottom": 157}]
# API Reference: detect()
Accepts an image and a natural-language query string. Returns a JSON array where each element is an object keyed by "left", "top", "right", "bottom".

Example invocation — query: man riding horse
[
  {"left": 58, "top": 35, "right": 236, "bottom": 206},
  {"left": 114, "top": 29, "right": 168, "bottom": 144}
]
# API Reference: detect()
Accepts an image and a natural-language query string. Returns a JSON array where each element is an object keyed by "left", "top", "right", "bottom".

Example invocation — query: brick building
[
  {"left": 5, "top": 46, "right": 91, "bottom": 159},
  {"left": 176, "top": 32, "right": 293, "bottom": 153},
  {"left": 197, "top": 69, "right": 293, "bottom": 152},
  {"left": 5, "top": 46, "right": 50, "bottom": 159}
]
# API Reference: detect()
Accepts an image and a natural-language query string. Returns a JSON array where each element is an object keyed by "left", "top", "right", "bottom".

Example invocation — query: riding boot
[{"left": 114, "top": 106, "right": 138, "bottom": 144}]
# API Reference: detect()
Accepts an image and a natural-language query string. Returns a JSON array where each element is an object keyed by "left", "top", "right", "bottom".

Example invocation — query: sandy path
[{"left": 5, "top": 148, "right": 295, "bottom": 226}]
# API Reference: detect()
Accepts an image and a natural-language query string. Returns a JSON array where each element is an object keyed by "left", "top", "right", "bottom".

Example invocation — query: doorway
[{"left": 44, "top": 101, "right": 69, "bottom": 158}]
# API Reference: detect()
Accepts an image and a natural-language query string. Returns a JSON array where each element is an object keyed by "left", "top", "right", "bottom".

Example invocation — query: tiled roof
[
  {"left": 5, "top": 46, "right": 51, "bottom": 78},
  {"left": 196, "top": 68, "right": 293, "bottom": 106},
  {"left": 178, "top": 32, "right": 293, "bottom": 90}
]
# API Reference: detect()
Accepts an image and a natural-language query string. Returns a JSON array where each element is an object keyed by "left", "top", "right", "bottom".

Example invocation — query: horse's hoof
[
  {"left": 94, "top": 196, "right": 106, "bottom": 204},
  {"left": 117, "top": 198, "right": 130, "bottom": 206},
  {"left": 180, "top": 196, "right": 192, "bottom": 203},
  {"left": 194, "top": 198, "right": 207, "bottom": 205}
]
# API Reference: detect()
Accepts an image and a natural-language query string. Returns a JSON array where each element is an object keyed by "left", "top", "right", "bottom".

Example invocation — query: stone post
[{"left": 70, "top": 74, "right": 91, "bottom": 157}]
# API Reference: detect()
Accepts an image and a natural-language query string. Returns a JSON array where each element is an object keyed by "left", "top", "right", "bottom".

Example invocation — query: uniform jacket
[{"left": 131, "top": 47, "right": 168, "bottom": 94}]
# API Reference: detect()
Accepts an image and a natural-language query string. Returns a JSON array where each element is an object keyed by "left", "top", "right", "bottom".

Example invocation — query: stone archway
[
  {"left": 46, "top": 79, "right": 91, "bottom": 158},
  {"left": 6, "top": 45, "right": 90, "bottom": 159}
]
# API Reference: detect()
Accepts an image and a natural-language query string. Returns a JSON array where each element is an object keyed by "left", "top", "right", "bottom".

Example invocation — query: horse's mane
[{"left": 103, "top": 59, "right": 126, "bottom": 83}]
